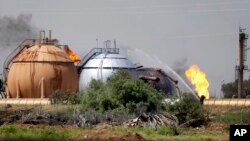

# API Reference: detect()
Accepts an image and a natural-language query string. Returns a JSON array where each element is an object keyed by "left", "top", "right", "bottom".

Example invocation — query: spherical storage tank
[
  {"left": 77, "top": 40, "right": 175, "bottom": 94},
  {"left": 6, "top": 37, "right": 78, "bottom": 98},
  {"left": 78, "top": 47, "right": 136, "bottom": 91}
]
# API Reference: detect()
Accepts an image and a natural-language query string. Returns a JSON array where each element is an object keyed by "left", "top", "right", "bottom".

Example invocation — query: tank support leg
[
  {"left": 6, "top": 85, "right": 10, "bottom": 98},
  {"left": 16, "top": 80, "right": 20, "bottom": 98},
  {"left": 40, "top": 77, "right": 45, "bottom": 98}
]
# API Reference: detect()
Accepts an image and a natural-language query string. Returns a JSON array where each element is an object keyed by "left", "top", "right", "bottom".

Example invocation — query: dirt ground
[
  {"left": 71, "top": 123, "right": 148, "bottom": 141},
  {"left": 73, "top": 130, "right": 148, "bottom": 141}
]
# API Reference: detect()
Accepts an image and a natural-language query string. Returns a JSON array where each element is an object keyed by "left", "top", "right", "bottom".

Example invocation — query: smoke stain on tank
[
  {"left": 30, "top": 62, "right": 36, "bottom": 98},
  {"left": 52, "top": 65, "right": 63, "bottom": 90}
]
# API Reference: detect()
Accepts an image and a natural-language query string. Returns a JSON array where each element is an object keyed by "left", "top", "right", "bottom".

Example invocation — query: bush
[
  {"left": 80, "top": 70, "right": 165, "bottom": 114},
  {"left": 50, "top": 90, "right": 80, "bottom": 104},
  {"left": 166, "top": 93, "right": 208, "bottom": 126}
]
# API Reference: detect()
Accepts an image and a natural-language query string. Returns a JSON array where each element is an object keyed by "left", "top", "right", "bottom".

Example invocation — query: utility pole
[{"left": 236, "top": 28, "right": 248, "bottom": 98}]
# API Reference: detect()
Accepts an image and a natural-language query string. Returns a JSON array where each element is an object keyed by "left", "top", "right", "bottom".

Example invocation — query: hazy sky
[{"left": 1, "top": 0, "right": 250, "bottom": 97}]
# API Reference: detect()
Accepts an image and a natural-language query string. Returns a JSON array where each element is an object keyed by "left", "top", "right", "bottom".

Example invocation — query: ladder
[{"left": 2, "top": 39, "right": 37, "bottom": 83}]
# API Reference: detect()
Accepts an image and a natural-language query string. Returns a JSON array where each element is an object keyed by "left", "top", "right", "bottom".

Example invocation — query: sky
[{"left": 1, "top": 0, "right": 250, "bottom": 98}]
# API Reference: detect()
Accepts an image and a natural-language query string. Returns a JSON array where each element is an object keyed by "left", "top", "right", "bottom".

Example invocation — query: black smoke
[
  {"left": 0, "top": 14, "right": 38, "bottom": 76},
  {"left": 0, "top": 14, "right": 38, "bottom": 47}
]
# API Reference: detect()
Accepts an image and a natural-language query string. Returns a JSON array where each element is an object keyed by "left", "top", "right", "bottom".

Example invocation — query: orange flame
[
  {"left": 64, "top": 45, "right": 80, "bottom": 62},
  {"left": 185, "top": 64, "right": 209, "bottom": 99}
]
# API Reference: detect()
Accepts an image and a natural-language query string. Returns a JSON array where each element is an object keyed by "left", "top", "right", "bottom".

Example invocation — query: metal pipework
[
  {"left": 49, "top": 30, "right": 52, "bottom": 42},
  {"left": 204, "top": 99, "right": 250, "bottom": 106},
  {"left": 0, "top": 98, "right": 51, "bottom": 105},
  {"left": 153, "top": 68, "right": 179, "bottom": 85},
  {"left": 39, "top": 30, "right": 45, "bottom": 45},
  {"left": 139, "top": 75, "right": 160, "bottom": 81}
]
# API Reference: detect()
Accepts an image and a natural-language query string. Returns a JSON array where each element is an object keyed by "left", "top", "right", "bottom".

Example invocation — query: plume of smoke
[
  {"left": 0, "top": 14, "right": 38, "bottom": 47},
  {"left": 172, "top": 58, "right": 188, "bottom": 76},
  {"left": 172, "top": 58, "right": 197, "bottom": 92},
  {"left": 0, "top": 14, "right": 38, "bottom": 76},
  {"left": 120, "top": 47, "right": 195, "bottom": 94},
  {"left": 120, "top": 46, "right": 155, "bottom": 67}
]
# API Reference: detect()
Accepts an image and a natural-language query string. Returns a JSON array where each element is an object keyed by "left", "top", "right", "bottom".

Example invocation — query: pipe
[
  {"left": 16, "top": 80, "right": 20, "bottom": 98},
  {"left": 135, "top": 65, "right": 143, "bottom": 69},
  {"left": 139, "top": 75, "right": 160, "bottom": 81},
  {"left": 49, "top": 30, "right": 52, "bottom": 42},
  {"left": 6, "top": 85, "right": 9, "bottom": 98},
  {"left": 39, "top": 30, "right": 45, "bottom": 46},
  {"left": 174, "top": 86, "right": 180, "bottom": 98},
  {"left": 114, "top": 40, "right": 116, "bottom": 48},
  {"left": 204, "top": 99, "right": 250, "bottom": 106},
  {"left": 0, "top": 98, "right": 51, "bottom": 105},
  {"left": 39, "top": 77, "right": 45, "bottom": 98}
]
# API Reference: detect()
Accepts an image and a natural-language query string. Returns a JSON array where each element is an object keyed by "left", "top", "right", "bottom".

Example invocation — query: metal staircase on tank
[
  {"left": 2, "top": 39, "right": 38, "bottom": 84},
  {"left": 76, "top": 47, "right": 119, "bottom": 75}
]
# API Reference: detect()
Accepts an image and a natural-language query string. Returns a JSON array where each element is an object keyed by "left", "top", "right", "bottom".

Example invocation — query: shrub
[
  {"left": 80, "top": 70, "right": 165, "bottom": 114},
  {"left": 166, "top": 93, "right": 208, "bottom": 126},
  {"left": 50, "top": 90, "right": 80, "bottom": 104}
]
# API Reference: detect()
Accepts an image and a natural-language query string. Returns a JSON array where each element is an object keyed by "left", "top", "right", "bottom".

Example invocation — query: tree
[
  {"left": 221, "top": 79, "right": 250, "bottom": 98},
  {"left": 80, "top": 70, "right": 165, "bottom": 114}
]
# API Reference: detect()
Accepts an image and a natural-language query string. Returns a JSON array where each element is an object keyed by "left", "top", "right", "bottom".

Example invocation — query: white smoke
[{"left": 120, "top": 46, "right": 195, "bottom": 95}]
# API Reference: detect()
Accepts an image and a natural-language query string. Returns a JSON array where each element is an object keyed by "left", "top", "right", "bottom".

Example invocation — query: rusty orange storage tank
[{"left": 6, "top": 39, "right": 78, "bottom": 98}]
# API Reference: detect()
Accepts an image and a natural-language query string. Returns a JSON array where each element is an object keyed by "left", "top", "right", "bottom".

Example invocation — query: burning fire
[
  {"left": 185, "top": 64, "right": 209, "bottom": 99},
  {"left": 64, "top": 45, "right": 80, "bottom": 62}
]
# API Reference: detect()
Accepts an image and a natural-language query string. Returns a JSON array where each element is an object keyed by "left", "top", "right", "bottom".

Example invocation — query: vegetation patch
[
  {"left": 0, "top": 123, "right": 80, "bottom": 140},
  {"left": 111, "top": 125, "right": 226, "bottom": 141},
  {"left": 214, "top": 111, "right": 250, "bottom": 125},
  {"left": 165, "top": 93, "right": 209, "bottom": 126},
  {"left": 80, "top": 70, "right": 165, "bottom": 114},
  {"left": 111, "top": 125, "right": 179, "bottom": 138},
  {"left": 50, "top": 90, "right": 80, "bottom": 105}
]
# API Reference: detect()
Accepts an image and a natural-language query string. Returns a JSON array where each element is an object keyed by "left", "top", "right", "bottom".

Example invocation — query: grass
[
  {"left": 213, "top": 109, "right": 250, "bottom": 125},
  {"left": 111, "top": 125, "right": 179, "bottom": 138},
  {"left": 0, "top": 123, "right": 228, "bottom": 141},
  {"left": 110, "top": 125, "right": 227, "bottom": 141},
  {"left": 0, "top": 124, "right": 81, "bottom": 140},
  {"left": 173, "top": 128, "right": 227, "bottom": 141}
]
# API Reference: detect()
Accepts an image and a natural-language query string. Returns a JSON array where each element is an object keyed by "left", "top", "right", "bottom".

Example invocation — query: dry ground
[{"left": 1, "top": 104, "right": 249, "bottom": 141}]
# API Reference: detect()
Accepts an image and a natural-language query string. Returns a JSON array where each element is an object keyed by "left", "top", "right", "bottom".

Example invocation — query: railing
[
  {"left": 2, "top": 39, "right": 38, "bottom": 83},
  {"left": 76, "top": 48, "right": 119, "bottom": 74}
]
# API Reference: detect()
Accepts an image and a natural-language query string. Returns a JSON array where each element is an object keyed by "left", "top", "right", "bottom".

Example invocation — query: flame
[
  {"left": 185, "top": 64, "right": 209, "bottom": 99},
  {"left": 64, "top": 45, "right": 80, "bottom": 62}
]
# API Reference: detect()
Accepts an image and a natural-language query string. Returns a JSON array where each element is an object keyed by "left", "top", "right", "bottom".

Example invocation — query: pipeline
[
  {"left": 0, "top": 98, "right": 51, "bottom": 105},
  {"left": 204, "top": 99, "right": 250, "bottom": 106}
]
